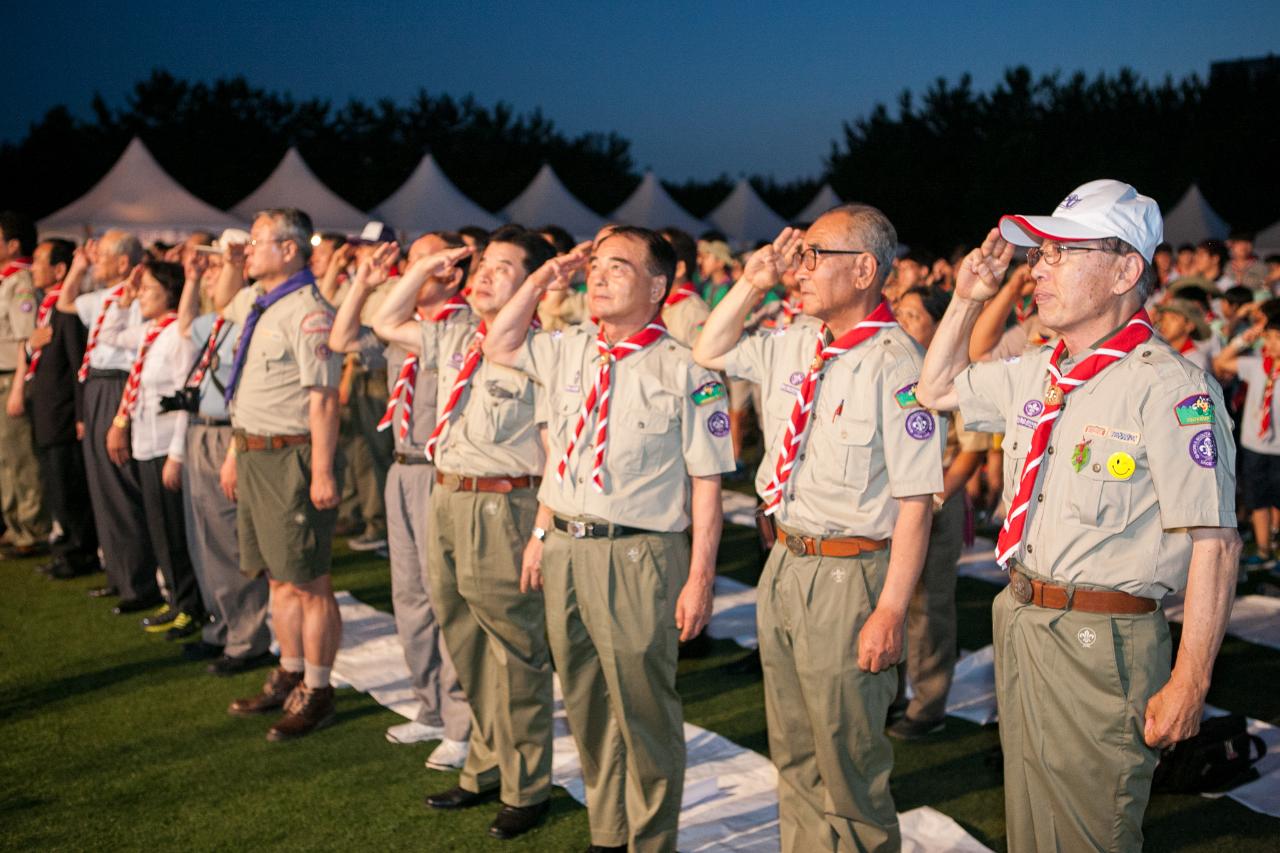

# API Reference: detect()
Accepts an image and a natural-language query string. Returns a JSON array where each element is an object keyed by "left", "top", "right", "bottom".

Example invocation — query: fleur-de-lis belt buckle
[{"left": 1010, "top": 570, "right": 1033, "bottom": 604}]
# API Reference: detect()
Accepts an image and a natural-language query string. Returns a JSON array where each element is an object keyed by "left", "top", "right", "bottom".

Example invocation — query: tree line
[{"left": 2, "top": 63, "right": 1276, "bottom": 252}]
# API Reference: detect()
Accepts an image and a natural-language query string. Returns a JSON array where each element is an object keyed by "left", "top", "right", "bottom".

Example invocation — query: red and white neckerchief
[
  {"left": 115, "top": 312, "right": 179, "bottom": 419},
  {"left": 994, "top": 309, "right": 1154, "bottom": 566},
  {"left": 759, "top": 300, "right": 897, "bottom": 515},
  {"left": 424, "top": 317, "right": 488, "bottom": 461},
  {"left": 1178, "top": 338, "right": 1196, "bottom": 355},
  {"left": 185, "top": 315, "right": 226, "bottom": 389},
  {"left": 379, "top": 295, "right": 470, "bottom": 442},
  {"left": 1, "top": 258, "right": 31, "bottom": 278},
  {"left": 780, "top": 296, "right": 802, "bottom": 325},
  {"left": 1260, "top": 356, "right": 1279, "bottom": 440},
  {"left": 77, "top": 283, "right": 126, "bottom": 382},
  {"left": 664, "top": 281, "right": 697, "bottom": 307},
  {"left": 1015, "top": 295, "right": 1035, "bottom": 324},
  {"left": 24, "top": 284, "right": 62, "bottom": 381},
  {"left": 557, "top": 317, "right": 669, "bottom": 493}
]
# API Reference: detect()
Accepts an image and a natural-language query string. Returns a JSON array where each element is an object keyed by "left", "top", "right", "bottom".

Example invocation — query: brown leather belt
[
  {"left": 394, "top": 451, "right": 432, "bottom": 466},
  {"left": 434, "top": 472, "right": 540, "bottom": 493},
  {"left": 775, "top": 524, "right": 889, "bottom": 558},
  {"left": 233, "top": 431, "right": 310, "bottom": 453},
  {"left": 1008, "top": 568, "right": 1157, "bottom": 614}
]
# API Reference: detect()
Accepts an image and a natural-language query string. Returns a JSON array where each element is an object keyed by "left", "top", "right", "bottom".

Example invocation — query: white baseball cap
[
  {"left": 998, "top": 179, "right": 1163, "bottom": 262},
  {"left": 194, "top": 227, "right": 251, "bottom": 254}
]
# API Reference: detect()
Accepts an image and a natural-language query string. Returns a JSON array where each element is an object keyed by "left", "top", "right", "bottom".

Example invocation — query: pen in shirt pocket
[{"left": 833, "top": 400, "right": 844, "bottom": 422}]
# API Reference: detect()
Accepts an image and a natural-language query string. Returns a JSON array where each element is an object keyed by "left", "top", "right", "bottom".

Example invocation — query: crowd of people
[{"left": 0, "top": 174, "right": 1274, "bottom": 852}]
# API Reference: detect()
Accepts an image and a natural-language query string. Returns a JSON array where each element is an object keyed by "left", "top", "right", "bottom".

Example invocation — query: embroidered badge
[
  {"left": 1083, "top": 424, "right": 1108, "bottom": 438},
  {"left": 1189, "top": 429, "right": 1217, "bottom": 468},
  {"left": 787, "top": 371, "right": 804, "bottom": 387},
  {"left": 300, "top": 309, "right": 333, "bottom": 335},
  {"left": 1106, "top": 451, "right": 1136, "bottom": 480},
  {"left": 830, "top": 566, "right": 847, "bottom": 583},
  {"left": 1077, "top": 627, "right": 1097, "bottom": 648},
  {"left": 905, "top": 410, "right": 935, "bottom": 440},
  {"left": 1017, "top": 399, "right": 1043, "bottom": 430},
  {"left": 707, "top": 411, "right": 730, "bottom": 437},
  {"left": 626, "top": 545, "right": 641, "bottom": 563},
  {"left": 691, "top": 381, "right": 726, "bottom": 406},
  {"left": 1060, "top": 193, "right": 1083, "bottom": 210},
  {"left": 1108, "top": 428, "right": 1140, "bottom": 445},
  {"left": 314, "top": 343, "right": 332, "bottom": 361},
  {"left": 293, "top": 513, "right": 306, "bottom": 525},
  {"left": 564, "top": 370, "right": 581, "bottom": 394},
  {"left": 1072, "top": 439, "right": 1091, "bottom": 472},
  {"left": 1003, "top": 356, "right": 1021, "bottom": 364},
  {"left": 448, "top": 351, "right": 465, "bottom": 369},
  {"left": 18, "top": 300, "right": 33, "bottom": 313},
  {"left": 1174, "top": 394, "right": 1214, "bottom": 426},
  {"left": 894, "top": 381, "right": 921, "bottom": 409},
  {"left": 484, "top": 501, "right": 498, "bottom": 516}
]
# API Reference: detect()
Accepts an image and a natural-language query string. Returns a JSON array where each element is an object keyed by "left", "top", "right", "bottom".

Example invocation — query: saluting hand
[
  {"left": 530, "top": 242, "right": 591, "bottom": 292},
  {"left": 355, "top": 241, "right": 401, "bottom": 290},
  {"left": 411, "top": 245, "right": 475, "bottom": 281},
  {"left": 954, "top": 228, "right": 1014, "bottom": 303},
  {"left": 742, "top": 227, "right": 803, "bottom": 292}
]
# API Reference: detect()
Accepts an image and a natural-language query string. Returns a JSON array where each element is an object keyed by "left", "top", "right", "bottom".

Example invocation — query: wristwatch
[
  {"left": 112, "top": 414, "right": 130, "bottom": 429},
  {"left": 531, "top": 526, "right": 547, "bottom": 541}
]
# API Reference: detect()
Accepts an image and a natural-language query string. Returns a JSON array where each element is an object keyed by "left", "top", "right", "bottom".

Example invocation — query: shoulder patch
[
  {"left": 1174, "top": 393, "right": 1214, "bottom": 426},
  {"left": 301, "top": 309, "right": 334, "bottom": 336},
  {"left": 894, "top": 381, "right": 921, "bottom": 409},
  {"left": 692, "top": 381, "right": 726, "bottom": 406}
]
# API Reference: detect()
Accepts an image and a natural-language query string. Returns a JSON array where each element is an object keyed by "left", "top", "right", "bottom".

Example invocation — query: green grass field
[{"left": 2, "top": 522, "right": 1278, "bottom": 852}]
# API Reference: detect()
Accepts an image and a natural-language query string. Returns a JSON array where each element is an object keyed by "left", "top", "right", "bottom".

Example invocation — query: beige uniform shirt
[
  {"left": 723, "top": 322, "right": 945, "bottom": 539},
  {"left": 0, "top": 269, "right": 36, "bottom": 370},
  {"left": 514, "top": 322, "right": 734, "bottom": 532},
  {"left": 418, "top": 314, "right": 544, "bottom": 477},
  {"left": 956, "top": 338, "right": 1236, "bottom": 598},
  {"left": 662, "top": 292, "right": 710, "bottom": 349},
  {"left": 536, "top": 289, "right": 589, "bottom": 332},
  {"left": 226, "top": 283, "right": 341, "bottom": 435}
]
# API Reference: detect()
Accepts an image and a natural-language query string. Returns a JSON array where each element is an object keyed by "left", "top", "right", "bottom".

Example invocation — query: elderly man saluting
[{"left": 917, "top": 180, "right": 1241, "bottom": 852}]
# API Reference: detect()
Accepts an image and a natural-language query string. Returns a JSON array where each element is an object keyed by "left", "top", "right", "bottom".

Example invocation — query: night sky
[{"left": 9, "top": 0, "right": 1279, "bottom": 181}]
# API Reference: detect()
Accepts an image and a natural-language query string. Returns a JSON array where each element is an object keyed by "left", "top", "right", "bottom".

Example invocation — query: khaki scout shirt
[
  {"left": 225, "top": 283, "right": 341, "bottom": 435},
  {"left": 418, "top": 314, "right": 544, "bottom": 478},
  {"left": 1235, "top": 355, "right": 1280, "bottom": 456},
  {"left": 662, "top": 292, "right": 710, "bottom": 349},
  {"left": 723, "top": 323, "right": 945, "bottom": 540},
  {"left": 956, "top": 339, "right": 1237, "bottom": 598},
  {"left": 0, "top": 269, "right": 36, "bottom": 370},
  {"left": 383, "top": 340, "right": 439, "bottom": 455},
  {"left": 513, "top": 322, "right": 735, "bottom": 532}
]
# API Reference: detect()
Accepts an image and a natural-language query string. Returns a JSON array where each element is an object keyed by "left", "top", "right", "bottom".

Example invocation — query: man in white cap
[{"left": 918, "top": 179, "right": 1241, "bottom": 851}]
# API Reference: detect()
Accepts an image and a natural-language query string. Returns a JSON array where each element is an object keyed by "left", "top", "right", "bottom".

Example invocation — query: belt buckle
[
  {"left": 785, "top": 533, "right": 807, "bottom": 557},
  {"left": 1010, "top": 570, "right": 1033, "bottom": 604},
  {"left": 569, "top": 521, "right": 587, "bottom": 539}
]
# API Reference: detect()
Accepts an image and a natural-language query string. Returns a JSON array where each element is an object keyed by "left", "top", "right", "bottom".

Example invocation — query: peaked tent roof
[
  {"left": 1162, "top": 184, "right": 1230, "bottom": 248},
  {"left": 707, "top": 179, "right": 787, "bottom": 245},
  {"left": 609, "top": 171, "right": 707, "bottom": 235},
  {"left": 372, "top": 154, "right": 502, "bottom": 233},
  {"left": 1255, "top": 218, "right": 1280, "bottom": 254},
  {"left": 795, "top": 184, "right": 843, "bottom": 223},
  {"left": 231, "top": 147, "right": 367, "bottom": 232},
  {"left": 500, "top": 164, "right": 605, "bottom": 240},
  {"left": 38, "top": 137, "right": 243, "bottom": 237}
]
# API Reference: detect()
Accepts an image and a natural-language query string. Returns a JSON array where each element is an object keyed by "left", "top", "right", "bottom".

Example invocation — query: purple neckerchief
[{"left": 223, "top": 269, "right": 315, "bottom": 405}]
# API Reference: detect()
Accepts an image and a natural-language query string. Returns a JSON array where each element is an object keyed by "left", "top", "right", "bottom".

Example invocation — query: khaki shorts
[{"left": 237, "top": 443, "right": 343, "bottom": 585}]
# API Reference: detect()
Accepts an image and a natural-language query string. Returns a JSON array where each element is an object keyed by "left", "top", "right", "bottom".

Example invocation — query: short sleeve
[
  {"left": 223, "top": 287, "right": 255, "bottom": 325},
  {"left": 681, "top": 364, "right": 735, "bottom": 477},
  {"left": 955, "top": 359, "right": 1016, "bottom": 433},
  {"left": 721, "top": 330, "right": 769, "bottom": 384},
  {"left": 417, "top": 319, "right": 448, "bottom": 370},
  {"left": 10, "top": 274, "right": 36, "bottom": 338},
  {"left": 512, "top": 328, "right": 560, "bottom": 387},
  {"left": 957, "top": 422, "right": 994, "bottom": 453},
  {"left": 1236, "top": 355, "right": 1262, "bottom": 385},
  {"left": 881, "top": 358, "right": 945, "bottom": 498},
  {"left": 74, "top": 291, "right": 99, "bottom": 328},
  {"left": 292, "top": 304, "right": 341, "bottom": 389},
  {"left": 1143, "top": 377, "right": 1237, "bottom": 529}
]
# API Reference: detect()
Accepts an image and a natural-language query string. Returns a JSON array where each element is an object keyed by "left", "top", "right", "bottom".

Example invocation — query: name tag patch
[
  {"left": 1175, "top": 394, "right": 1214, "bottom": 426},
  {"left": 691, "top": 381, "right": 726, "bottom": 406}
]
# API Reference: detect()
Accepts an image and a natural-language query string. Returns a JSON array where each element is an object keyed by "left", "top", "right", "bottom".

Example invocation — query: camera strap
[{"left": 185, "top": 319, "right": 235, "bottom": 397}]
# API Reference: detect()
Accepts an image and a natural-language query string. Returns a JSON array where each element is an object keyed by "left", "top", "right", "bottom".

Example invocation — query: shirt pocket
[
  {"left": 612, "top": 408, "right": 674, "bottom": 474},
  {"left": 1065, "top": 443, "right": 1139, "bottom": 533},
  {"left": 258, "top": 335, "right": 292, "bottom": 373},
  {"left": 834, "top": 415, "right": 875, "bottom": 490},
  {"left": 474, "top": 378, "right": 527, "bottom": 443}
]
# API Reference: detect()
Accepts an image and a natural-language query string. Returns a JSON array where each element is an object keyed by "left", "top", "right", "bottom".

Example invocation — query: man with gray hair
[
  {"left": 695, "top": 205, "right": 943, "bottom": 852},
  {"left": 917, "top": 180, "right": 1240, "bottom": 851}
]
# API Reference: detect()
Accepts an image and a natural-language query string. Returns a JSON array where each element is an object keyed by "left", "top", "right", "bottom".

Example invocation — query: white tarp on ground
[
  {"left": 1162, "top": 184, "right": 1230, "bottom": 248},
  {"left": 708, "top": 179, "right": 787, "bottom": 246},
  {"left": 231, "top": 147, "right": 368, "bottom": 232},
  {"left": 330, "top": 591, "right": 993, "bottom": 852},
  {"left": 795, "top": 184, "right": 843, "bottom": 223},
  {"left": 372, "top": 154, "right": 502, "bottom": 234},
  {"left": 38, "top": 137, "right": 244, "bottom": 241},
  {"left": 500, "top": 163, "right": 605, "bottom": 241},
  {"left": 610, "top": 171, "right": 708, "bottom": 235}
]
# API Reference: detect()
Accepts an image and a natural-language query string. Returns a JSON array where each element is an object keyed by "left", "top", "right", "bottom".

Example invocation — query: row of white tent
[{"left": 37, "top": 138, "right": 1280, "bottom": 252}]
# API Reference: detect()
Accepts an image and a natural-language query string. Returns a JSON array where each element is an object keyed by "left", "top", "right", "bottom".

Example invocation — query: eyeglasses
[
  {"left": 247, "top": 237, "right": 290, "bottom": 249},
  {"left": 797, "top": 247, "right": 868, "bottom": 271},
  {"left": 1026, "top": 242, "right": 1123, "bottom": 267}
]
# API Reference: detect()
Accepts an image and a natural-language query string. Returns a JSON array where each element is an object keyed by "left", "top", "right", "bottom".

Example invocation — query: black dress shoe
[
  {"left": 113, "top": 596, "right": 164, "bottom": 615},
  {"left": 35, "top": 559, "right": 61, "bottom": 576},
  {"left": 50, "top": 560, "right": 99, "bottom": 580},
  {"left": 181, "top": 641, "right": 224, "bottom": 661},
  {"left": 586, "top": 845, "right": 627, "bottom": 852},
  {"left": 424, "top": 785, "right": 499, "bottom": 810},
  {"left": 87, "top": 585, "right": 119, "bottom": 599},
  {"left": 489, "top": 800, "right": 550, "bottom": 840},
  {"left": 207, "top": 652, "right": 275, "bottom": 677}
]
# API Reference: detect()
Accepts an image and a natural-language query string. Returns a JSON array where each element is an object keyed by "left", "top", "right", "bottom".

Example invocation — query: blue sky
[{"left": 9, "top": 0, "right": 1278, "bottom": 180}]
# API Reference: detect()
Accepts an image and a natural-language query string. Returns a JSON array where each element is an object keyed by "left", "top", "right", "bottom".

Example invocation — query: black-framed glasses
[
  {"left": 1026, "top": 241, "right": 1123, "bottom": 267},
  {"left": 797, "top": 247, "right": 868, "bottom": 271}
]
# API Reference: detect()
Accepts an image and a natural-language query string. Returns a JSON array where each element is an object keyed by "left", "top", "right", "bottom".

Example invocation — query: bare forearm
[
  {"left": 370, "top": 266, "right": 427, "bottom": 349},
  {"left": 877, "top": 496, "right": 933, "bottom": 616},
  {"left": 692, "top": 279, "right": 760, "bottom": 371},
  {"left": 56, "top": 267, "right": 86, "bottom": 314},
  {"left": 308, "top": 388, "right": 340, "bottom": 475},
  {"left": 917, "top": 296, "right": 985, "bottom": 411},
  {"left": 212, "top": 261, "right": 245, "bottom": 312},
  {"left": 484, "top": 277, "right": 544, "bottom": 367},
  {"left": 177, "top": 275, "right": 201, "bottom": 337},
  {"left": 689, "top": 476, "right": 723, "bottom": 580},
  {"left": 1172, "top": 529, "right": 1241, "bottom": 695},
  {"left": 968, "top": 284, "right": 1019, "bottom": 362},
  {"left": 329, "top": 283, "right": 371, "bottom": 352},
  {"left": 940, "top": 451, "right": 983, "bottom": 501}
]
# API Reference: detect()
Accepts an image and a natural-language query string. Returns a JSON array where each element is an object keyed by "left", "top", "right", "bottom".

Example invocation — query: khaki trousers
[
  {"left": 0, "top": 374, "right": 49, "bottom": 547},
  {"left": 427, "top": 485, "right": 552, "bottom": 806},
  {"left": 901, "top": 492, "right": 964, "bottom": 722},
  {"left": 758, "top": 544, "right": 900, "bottom": 853},
  {"left": 542, "top": 528, "right": 689, "bottom": 853}
]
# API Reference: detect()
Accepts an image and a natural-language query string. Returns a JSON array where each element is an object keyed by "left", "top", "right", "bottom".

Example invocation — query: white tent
[
  {"left": 231, "top": 147, "right": 367, "bottom": 232},
  {"left": 1162, "top": 184, "right": 1229, "bottom": 247},
  {"left": 795, "top": 183, "right": 842, "bottom": 223},
  {"left": 38, "top": 137, "right": 243, "bottom": 241},
  {"left": 609, "top": 171, "right": 707, "bottom": 235},
  {"left": 707, "top": 179, "right": 786, "bottom": 246},
  {"left": 500, "top": 164, "right": 605, "bottom": 240},
  {"left": 372, "top": 154, "right": 502, "bottom": 233},
  {"left": 1254, "top": 218, "right": 1280, "bottom": 255}
]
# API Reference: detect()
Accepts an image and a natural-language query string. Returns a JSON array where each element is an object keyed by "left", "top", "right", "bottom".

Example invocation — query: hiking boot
[
  {"left": 266, "top": 684, "right": 336, "bottom": 741},
  {"left": 228, "top": 667, "right": 303, "bottom": 717}
]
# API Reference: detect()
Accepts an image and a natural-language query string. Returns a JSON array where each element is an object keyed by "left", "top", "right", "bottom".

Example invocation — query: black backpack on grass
[{"left": 1152, "top": 714, "right": 1267, "bottom": 794}]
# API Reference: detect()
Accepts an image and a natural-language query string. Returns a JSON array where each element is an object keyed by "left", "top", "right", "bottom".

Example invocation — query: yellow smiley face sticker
[{"left": 1106, "top": 451, "right": 1136, "bottom": 480}]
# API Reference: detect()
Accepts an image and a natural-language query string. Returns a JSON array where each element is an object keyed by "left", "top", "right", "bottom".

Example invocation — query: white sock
[
  {"left": 304, "top": 662, "right": 331, "bottom": 689},
  {"left": 280, "top": 656, "right": 304, "bottom": 673}
]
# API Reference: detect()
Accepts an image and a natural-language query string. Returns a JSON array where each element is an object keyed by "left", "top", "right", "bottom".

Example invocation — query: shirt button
[
  {"left": 1036, "top": 494, "right": 1043, "bottom": 502},
  {"left": 1011, "top": 441, "right": 1018, "bottom": 450},
  {"left": 1027, "top": 544, "right": 1034, "bottom": 553},
  {"left": 1092, "top": 463, "right": 1101, "bottom": 472},
  {"left": 799, "top": 453, "right": 806, "bottom": 460},
  {"left": 637, "top": 421, "right": 645, "bottom": 428},
  {"left": 1047, "top": 446, "right": 1054, "bottom": 454}
]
